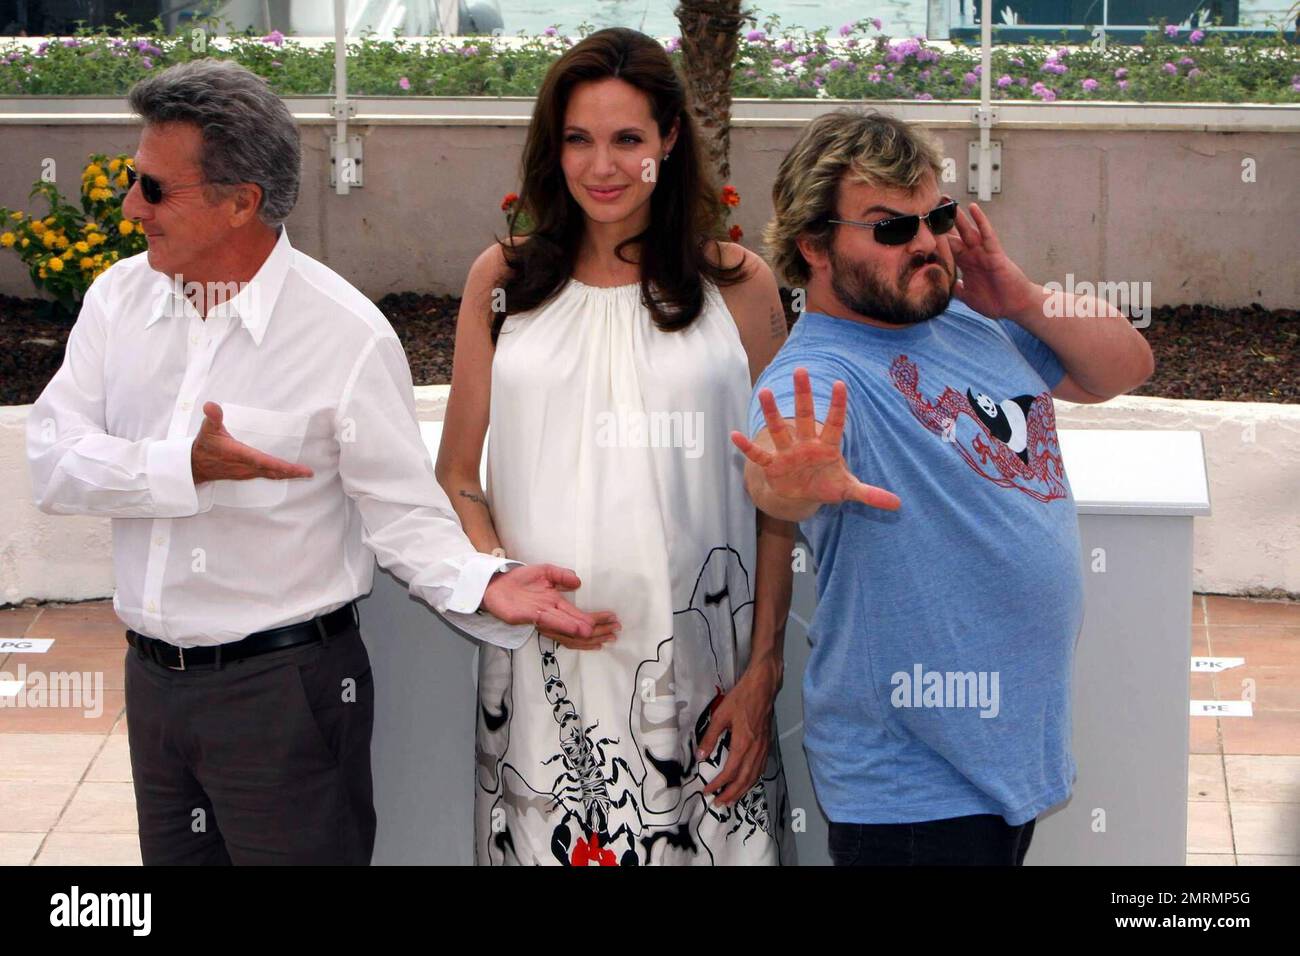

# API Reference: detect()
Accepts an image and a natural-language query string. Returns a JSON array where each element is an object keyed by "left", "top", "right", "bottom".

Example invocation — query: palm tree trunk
[{"left": 674, "top": 0, "right": 746, "bottom": 184}]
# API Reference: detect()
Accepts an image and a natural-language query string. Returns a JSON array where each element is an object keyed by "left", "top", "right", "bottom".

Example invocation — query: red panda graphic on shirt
[{"left": 889, "top": 354, "right": 1069, "bottom": 502}]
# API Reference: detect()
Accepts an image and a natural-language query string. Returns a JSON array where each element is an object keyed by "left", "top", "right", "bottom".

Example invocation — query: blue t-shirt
[{"left": 749, "top": 302, "right": 1085, "bottom": 826}]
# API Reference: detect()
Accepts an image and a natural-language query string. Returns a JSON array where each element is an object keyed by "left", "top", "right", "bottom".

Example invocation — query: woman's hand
[{"left": 697, "top": 655, "right": 783, "bottom": 805}]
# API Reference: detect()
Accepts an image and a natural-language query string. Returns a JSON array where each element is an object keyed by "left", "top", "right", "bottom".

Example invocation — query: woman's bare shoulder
[
  {"left": 467, "top": 235, "right": 531, "bottom": 295},
  {"left": 704, "top": 240, "right": 779, "bottom": 304},
  {"left": 704, "top": 238, "right": 759, "bottom": 275}
]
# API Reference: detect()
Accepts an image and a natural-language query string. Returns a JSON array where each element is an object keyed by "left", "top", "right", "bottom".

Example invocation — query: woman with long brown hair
[{"left": 437, "top": 27, "right": 795, "bottom": 865}]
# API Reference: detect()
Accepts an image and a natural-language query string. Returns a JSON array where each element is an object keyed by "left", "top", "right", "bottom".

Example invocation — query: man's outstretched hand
[
  {"left": 191, "top": 401, "right": 313, "bottom": 485},
  {"left": 730, "top": 367, "right": 901, "bottom": 514},
  {"left": 480, "top": 564, "right": 620, "bottom": 650}
]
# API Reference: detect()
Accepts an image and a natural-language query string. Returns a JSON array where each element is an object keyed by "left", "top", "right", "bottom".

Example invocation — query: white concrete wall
[
  {"left": 2, "top": 388, "right": 1295, "bottom": 605},
  {"left": 2, "top": 113, "right": 1298, "bottom": 309},
  {"left": 1055, "top": 396, "right": 1300, "bottom": 597}
]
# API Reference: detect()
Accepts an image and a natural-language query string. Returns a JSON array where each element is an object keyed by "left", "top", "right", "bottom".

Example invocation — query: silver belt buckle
[{"left": 168, "top": 646, "right": 186, "bottom": 671}]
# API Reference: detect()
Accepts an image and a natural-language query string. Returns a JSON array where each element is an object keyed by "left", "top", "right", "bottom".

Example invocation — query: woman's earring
[{"left": 663, "top": 153, "right": 670, "bottom": 162}]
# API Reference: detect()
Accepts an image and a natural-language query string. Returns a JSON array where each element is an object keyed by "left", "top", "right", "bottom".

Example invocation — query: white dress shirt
[{"left": 27, "top": 227, "right": 531, "bottom": 649}]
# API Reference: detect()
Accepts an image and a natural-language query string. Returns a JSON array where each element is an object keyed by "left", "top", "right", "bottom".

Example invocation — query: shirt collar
[
  {"left": 145, "top": 282, "right": 193, "bottom": 328},
  {"left": 144, "top": 227, "right": 293, "bottom": 347}
]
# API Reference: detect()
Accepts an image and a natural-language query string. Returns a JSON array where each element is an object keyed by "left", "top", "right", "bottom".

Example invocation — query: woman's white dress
[{"left": 474, "top": 276, "right": 792, "bottom": 865}]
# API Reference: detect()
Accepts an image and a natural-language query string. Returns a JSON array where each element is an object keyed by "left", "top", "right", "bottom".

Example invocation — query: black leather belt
[{"left": 126, "top": 602, "right": 359, "bottom": 671}]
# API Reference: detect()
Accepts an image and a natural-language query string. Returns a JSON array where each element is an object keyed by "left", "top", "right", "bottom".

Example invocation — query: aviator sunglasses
[{"left": 828, "top": 199, "right": 960, "bottom": 246}]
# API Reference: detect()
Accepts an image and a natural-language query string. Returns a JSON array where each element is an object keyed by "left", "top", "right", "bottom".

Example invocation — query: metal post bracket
[
  {"left": 967, "top": 140, "right": 1002, "bottom": 194},
  {"left": 330, "top": 134, "right": 365, "bottom": 188}
]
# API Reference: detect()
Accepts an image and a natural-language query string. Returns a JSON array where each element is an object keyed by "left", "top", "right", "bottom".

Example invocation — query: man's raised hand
[
  {"left": 730, "top": 368, "right": 901, "bottom": 513},
  {"left": 190, "top": 401, "right": 314, "bottom": 485},
  {"left": 946, "top": 202, "right": 1040, "bottom": 320}
]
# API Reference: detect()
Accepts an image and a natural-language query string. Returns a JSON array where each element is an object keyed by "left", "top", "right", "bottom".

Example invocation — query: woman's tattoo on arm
[{"left": 770, "top": 305, "right": 787, "bottom": 339}]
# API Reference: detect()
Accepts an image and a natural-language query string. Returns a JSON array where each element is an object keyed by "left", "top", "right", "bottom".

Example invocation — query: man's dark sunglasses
[
  {"left": 125, "top": 165, "right": 212, "bottom": 204},
  {"left": 828, "top": 199, "right": 960, "bottom": 246}
]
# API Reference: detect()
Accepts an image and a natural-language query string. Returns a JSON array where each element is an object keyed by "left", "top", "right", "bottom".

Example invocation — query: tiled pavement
[
  {"left": 1186, "top": 596, "right": 1300, "bottom": 865},
  {"left": 1, "top": 595, "right": 1297, "bottom": 866}
]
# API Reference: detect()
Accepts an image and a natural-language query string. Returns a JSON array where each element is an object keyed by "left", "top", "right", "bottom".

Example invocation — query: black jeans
[
  {"left": 125, "top": 626, "right": 376, "bottom": 865},
  {"left": 828, "top": 813, "right": 1036, "bottom": 866}
]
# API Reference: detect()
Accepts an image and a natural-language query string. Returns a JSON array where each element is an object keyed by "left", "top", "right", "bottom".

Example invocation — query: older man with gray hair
[{"left": 27, "top": 59, "right": 616, "bottom": 865}]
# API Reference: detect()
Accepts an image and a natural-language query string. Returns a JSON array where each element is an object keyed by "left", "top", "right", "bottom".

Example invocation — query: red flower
[
  {"left": 501, "top": 192, "right": 519, "bottom": 211},
  {"left": 571, "top": 832, "right": 618, "bottom": 866},
  {"left": 720, "top": 185, "right": 740, "bottom": 207},
  {"left": 728, "top": 223, "right": 744, "bottom": 242}
]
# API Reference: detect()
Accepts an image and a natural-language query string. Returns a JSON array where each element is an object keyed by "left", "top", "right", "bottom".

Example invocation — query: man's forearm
[
  {"left": 1009, "top": 282, "right": 1154, "bottom": 399},
  {"left": 29, "top": 430, "right": 203, "bottom": 518}
]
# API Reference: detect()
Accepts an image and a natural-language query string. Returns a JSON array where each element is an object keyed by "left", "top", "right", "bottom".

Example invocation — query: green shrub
[{"left": 0, "top": 154, "right": 147, "bottom": 318}]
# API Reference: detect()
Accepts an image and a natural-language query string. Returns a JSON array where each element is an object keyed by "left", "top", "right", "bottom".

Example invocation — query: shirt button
[
  {"left": 146, "top": 601, "right": 157, "bottom": 613},
  {"left": 153, "top": 536, "right": 165, "bottom": 547},
  {"left": 179, "top": 400, "right": 193, "bottom": 412},
  {"left": 190, "top": 335, "right": 199, "bottom": 345}
]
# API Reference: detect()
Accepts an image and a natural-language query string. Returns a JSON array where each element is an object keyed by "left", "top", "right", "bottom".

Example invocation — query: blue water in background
[
  {"left": 497, "top": 0, "right": 1289, "bottom": 38},
  {"left": 504, "top": 0, "right": 928, "bottom": 38}
]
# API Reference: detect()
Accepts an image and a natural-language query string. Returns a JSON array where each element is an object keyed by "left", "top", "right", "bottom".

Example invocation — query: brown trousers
[{"left": 124, "top": 626, "right": 376, "bottom": 865}]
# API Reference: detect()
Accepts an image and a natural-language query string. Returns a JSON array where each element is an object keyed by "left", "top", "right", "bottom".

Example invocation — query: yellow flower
[
  {"left": 87, "top": 233, "right": 104, "bottom": 247},
  {"left": 94, "top": 175, "right": 108, "bottom": 188},
  {"left": 116, "top": 172, "right": 128, "bottom": 188},
  {"left": 20, "top": 237, "right": 30, "bottom": 248},
  {"left": 30, "top": 221, "right": 45, "bottom": 235},
  {"left": 47, "top": 257, "right": 64, "bottom": 272},
  {"left": 61, "top": 249, "right": 74, "bottom": 260},
  {"left": 118, "top": 220, "right": 135, "bottom": 236},
  {"left": 84, "top": 163, "right": 104, "bottom": 179},
  {"left": 108, "top": 159, "right": 122, "bottom": 173},
  {"left": 135, "top": 222, "right": 145, "bottom": 234},
  {"left": 80, "top": 257, "right": 95, "bottom": 269},
  {"left": 53, "top": 235, "right": 69, "bottom": 250},
  {"left": 74, "top": 240, "right": 90, "bottom": 253},
  {"left": 42, "top": 231, "right": 57, "bottom": 248},
  {"left": 0, "top": 232, "right": 14, "bottom": 247},
  {"left": 9, "top": 210, "right": 23, "bottom": 221},
  {"left": 91, "top": 188, "right": 112, "bottom": 202},
  {"left": 43, "top": 216, "right": 55, "bottom": 226},
  {"left": 38, "top": 267, "right": 47, "bottom": 278}
]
